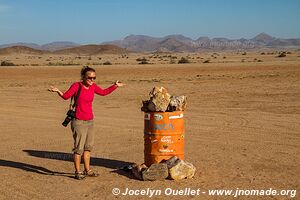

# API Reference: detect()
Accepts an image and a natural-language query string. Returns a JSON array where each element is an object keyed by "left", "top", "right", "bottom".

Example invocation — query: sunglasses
[{"left": 87, "top": 76, "right": 96, "bottom": 80}]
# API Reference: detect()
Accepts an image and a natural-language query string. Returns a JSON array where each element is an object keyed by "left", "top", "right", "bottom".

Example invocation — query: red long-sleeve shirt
[{"left": 61, "top": 82, "right": 117, "bottom": 120}]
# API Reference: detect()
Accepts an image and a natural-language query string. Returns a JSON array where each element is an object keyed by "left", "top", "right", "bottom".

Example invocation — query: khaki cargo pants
[{"left": 71, "top": 119, "right": 94, "bottom": 155}]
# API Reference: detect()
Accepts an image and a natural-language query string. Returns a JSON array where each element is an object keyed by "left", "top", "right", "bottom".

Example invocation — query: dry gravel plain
[{"left": 0, "top": 51, "right": 299, "bottom": 200}]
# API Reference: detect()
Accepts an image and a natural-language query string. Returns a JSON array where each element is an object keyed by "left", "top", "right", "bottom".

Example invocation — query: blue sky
[{"left": 1, "top": 0, "right": 300, "bottom": 44}]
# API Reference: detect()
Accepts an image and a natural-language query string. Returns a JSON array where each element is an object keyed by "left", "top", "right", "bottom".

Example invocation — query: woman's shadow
[
  {"left": 0, "top": 150, "right": 135, "bottom": 179},
  {"left": 0, "top": 158, "right": 75, "bottom": 178}
]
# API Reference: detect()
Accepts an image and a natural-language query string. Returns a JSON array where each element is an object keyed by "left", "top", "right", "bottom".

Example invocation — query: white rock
[
  {"left": 168, "top": 95, "right": 187, "bottom": 111},
  {"left": 147, "top": 87, "right": 171, "bottom": 112},
  {"left": 168, "top": 159, "right": 196, "bottom": 180}
]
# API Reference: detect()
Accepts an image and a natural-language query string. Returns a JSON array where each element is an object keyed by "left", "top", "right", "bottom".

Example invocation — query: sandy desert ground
[{"left": 0, "top": 51, "right": 299, "bottom": 200}]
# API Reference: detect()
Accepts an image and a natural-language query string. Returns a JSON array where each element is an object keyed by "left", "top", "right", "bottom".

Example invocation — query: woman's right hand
[
  {"left": 48, "top": 86, "right": 59, "bottom": 92},
  {"left": 48, "top": 86, "right": 64, "bottom": 96}
]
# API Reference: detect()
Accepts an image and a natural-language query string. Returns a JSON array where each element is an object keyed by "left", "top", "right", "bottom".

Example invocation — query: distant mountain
[
  {"left": 40, "top": 41, "right": 80, "bottom": 51},
  {"left": 267, "top": 38, "right": 300, "bottom": 47},
  {"left": 0, "top": 44, "right": 128, "bottom": 55},
  {"left": 157, "top": 38, "right": 194, "bottom": 52},
  {"left": 251, "top": 32, "right": 275, "bottom": 44},
  {"left": 104, "top": 33, "right": 300, "bottom": 52},
  {"left": 53, "top": 44, "right": 129, "bottom": 55},
  {"left": 1, "top": 33, "right": 300, "bottom": 53},
  {"left": 163, "top": 34, "right": 193, "bottom": 43},
  {"left": 103, "top": 34, "right": 195, "bottom": 52},
  {"left": 0, "top": 43, "right": 41, "bottom": 50},
  {"left": 0, "top": 41, "right": 79, "bottom": 52},
  {"left": 104, "top": 34, "right": 161, "bottom": 52},
  {"left": 0, "top": 46, "right": 47, "bottom": 55},
  {"left": 196, "top": 37, "right": 210, "bottom": 43}
]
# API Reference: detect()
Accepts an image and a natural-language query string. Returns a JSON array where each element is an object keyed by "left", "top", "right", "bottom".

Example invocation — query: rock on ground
[
  {"left": 142, "top": 163, "right": 169, "bottom": 181},
  {"left": 166, "top": 157, "right": 196, "bottom": 180},
  {"left": 131, "top": 163, "right": 148, "bottom": 180}
]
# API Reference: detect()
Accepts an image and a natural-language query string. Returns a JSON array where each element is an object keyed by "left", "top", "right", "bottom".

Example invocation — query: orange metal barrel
[{"left": 144, "top": 111, "right": 184, "bottom": 166}]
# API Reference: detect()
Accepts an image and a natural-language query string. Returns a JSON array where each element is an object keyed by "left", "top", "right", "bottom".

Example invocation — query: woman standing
[{"left": 48, "top": 66, "right": 125, "bottom": 180}]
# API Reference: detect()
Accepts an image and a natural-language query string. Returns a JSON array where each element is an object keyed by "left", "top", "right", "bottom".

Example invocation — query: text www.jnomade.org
[{"left": 112, "top": 187, "right": 297, "bottom": 198}]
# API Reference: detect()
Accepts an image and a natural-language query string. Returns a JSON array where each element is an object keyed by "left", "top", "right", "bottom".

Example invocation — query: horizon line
[{"left": 1, "top": 32, "right": 300, "bottom": 46}]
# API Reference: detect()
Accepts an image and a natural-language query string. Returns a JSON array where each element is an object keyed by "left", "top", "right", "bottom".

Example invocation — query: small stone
[
  {"left": 147, "top": 87, "right": 171, "bottom": 112},
  {"left": 142, "top": 163, "right": 169, "bottom": 181},
  {"left": 168, "top": 159, "right": 196, "bottom": 180},
  {"left": 131, "top": 163, "right": 148, "bottom": 180},
  {"left": 141, "top": 100, "right": 150, "bottom": 112},
  {"left": 168, "top": 95, "right": 187, "bottom": 111},
  {"left": 164, "top": 156, "right": 179, "bottom": 169}
]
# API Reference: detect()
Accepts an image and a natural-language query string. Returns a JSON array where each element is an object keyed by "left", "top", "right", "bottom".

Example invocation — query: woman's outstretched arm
[
  {"left": 48, "top": 83, "right": 78, "bottom": 100},
  {"left": 94, "top": 80, "right": 126, "bottom": 96}
]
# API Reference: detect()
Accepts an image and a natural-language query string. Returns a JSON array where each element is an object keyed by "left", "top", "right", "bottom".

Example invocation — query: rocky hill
[
  {"left": 1, "top": 33, "right": 300, "bottom": 53},
  {"left": 40, "top": 41, "right": 80, "bottom": 51},
  {"left": 53, "top": 44, "right": 129, "bottom": 55},
  {"left": 0, "top": 44, "right": 128, "bottom": 55},
  {"left": 104, "top": 33, "right": 300, "bottom": 52},
  {"left": 0, "top": 41, "right": 79, "bottom": 52},
  {"left": 0, "top": 46, "right": 47, "bottom": 55}
]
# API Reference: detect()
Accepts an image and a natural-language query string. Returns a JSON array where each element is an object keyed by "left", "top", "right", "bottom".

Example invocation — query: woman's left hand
[{"left": 115, "top": 80, "right": 126, "bottom": 87}]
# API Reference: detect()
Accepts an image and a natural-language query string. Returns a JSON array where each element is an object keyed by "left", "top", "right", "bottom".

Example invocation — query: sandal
[
  {"left": 83, "top": 169, "right": 99, "bottom": 177},
  {"left": 75, "top": 171, "right": 86, "bottom": 180}
]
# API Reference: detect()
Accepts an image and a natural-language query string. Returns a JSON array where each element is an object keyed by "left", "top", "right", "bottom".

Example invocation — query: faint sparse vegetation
[
  {"left": 103, "top": 61, "right": 112, "bottom": 65},
  {"left": 170, "top": 59, "right": 177, "bottom": 64},
  {"left": 139, "top": 60, "right": 149, "bottom": 64},
  {"left": 152, "top": 78, "right": 160, "bottom": 82},
  {"left": 242, "top": 52, "right": 247, "bottom": 55},
  {"left": 178, "top": 57, "right": 190, "bottom": 64},
  {"left": 203, "top": 60, "right": 210, "bottom": 63},
  {"left": 136, "top": 57, "right": 149, "bottom": 64},
  {"left": 92, "top": 62, "right": 102, "bottom": 65},
  {"left": 47, "top": 62, "right": 80, "bottom": 66},
  {"left": 136, "top": 57, "right": 147, "bottom": 62},
  {"left": 278, "top": 52, "right": 286, "bottom": 57},
  {"left": 1, "top": 61, "right": 15, "bottom": 66}
]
